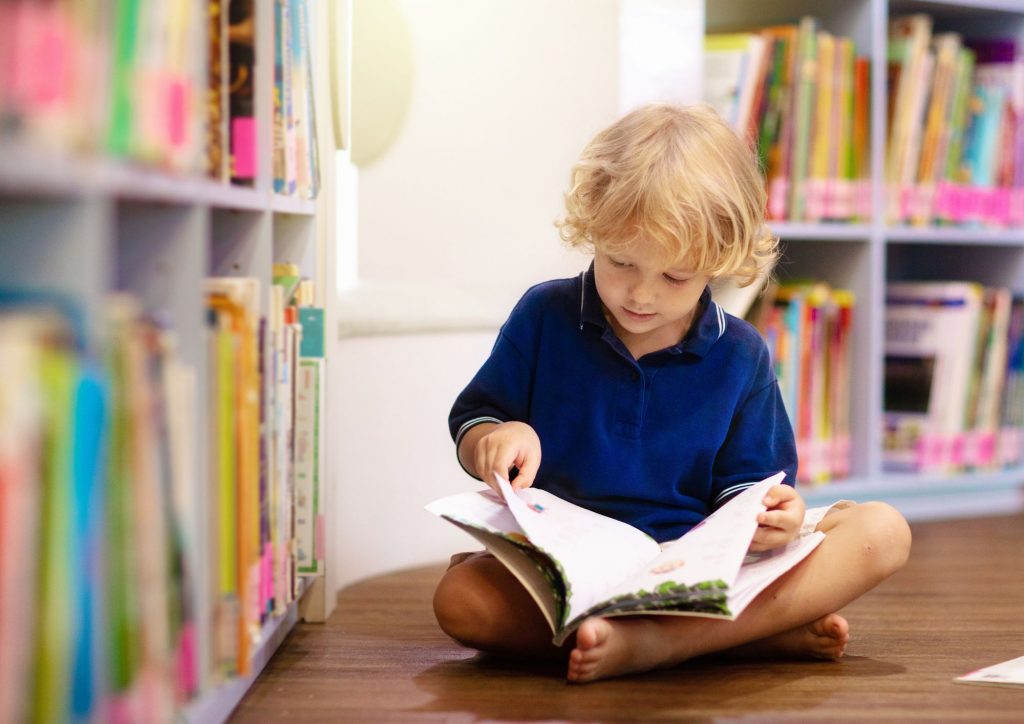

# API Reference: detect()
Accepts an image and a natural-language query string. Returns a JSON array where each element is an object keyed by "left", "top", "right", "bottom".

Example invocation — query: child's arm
[
  {"left": 457, "top": 421, "right": 542, "bottom": 493},
  {"left": 749, "top": 485, "right": 806, "bottom": 552}
]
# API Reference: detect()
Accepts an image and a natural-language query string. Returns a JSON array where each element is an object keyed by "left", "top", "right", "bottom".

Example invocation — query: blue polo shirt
[{"left": 448, "top": 263, "right": 797, "bottom": 542}]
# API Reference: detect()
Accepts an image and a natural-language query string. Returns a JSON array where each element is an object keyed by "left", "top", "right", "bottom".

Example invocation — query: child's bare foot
[
  {"left": 567, "top": 613, "right": 850, "bottom": 683},
  {"left": 729, "top": 613, "right": 850, "bottom": 660},
  {"left": 567, "top": 617, "right": 680, "bottom": 683}
]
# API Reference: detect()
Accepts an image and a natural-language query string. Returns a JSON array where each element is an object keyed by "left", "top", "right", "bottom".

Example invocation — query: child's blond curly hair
[{"left": 557, "top": 103, "right": 777, "bottom": 286}]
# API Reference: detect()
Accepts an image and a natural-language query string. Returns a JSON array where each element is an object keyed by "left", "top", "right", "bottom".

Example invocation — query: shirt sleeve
[
  {"left": 448, "top": 298, "right": 538, "bottom": 476},
  {"left": 710, "top": 346, "right": 798, "bottom": 509}
]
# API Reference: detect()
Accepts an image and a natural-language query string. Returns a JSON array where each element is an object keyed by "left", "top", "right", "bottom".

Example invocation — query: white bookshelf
[
  {"left": 182, "top": 577, "right": 314, "bottom": 724},
  {"left": 706, "top": 0, "right": 1024, "bottom": 519},
  {"left": 0, "top": 0, "right": 341, "bottom": 721}
]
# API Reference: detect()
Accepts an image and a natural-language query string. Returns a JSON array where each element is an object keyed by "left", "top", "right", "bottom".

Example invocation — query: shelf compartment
[{"left": 887, "top": 242, "right": 1024, "bottom": 290}]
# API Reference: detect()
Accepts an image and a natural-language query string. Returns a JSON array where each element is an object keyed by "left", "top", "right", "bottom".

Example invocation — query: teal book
[
  {"left": 71, "top": 366, "right": 107, "bottom": 719},
  {"left": 299, "top": 307, "right": 324, "bottom": 358}
]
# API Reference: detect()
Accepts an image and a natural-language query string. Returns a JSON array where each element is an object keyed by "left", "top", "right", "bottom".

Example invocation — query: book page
[
  {"left": 425, "top": 488, "right": 525, "bottom": 540},
  {"left": 448, "top": 521, "right": 562, "bottom": 633},
  {"left": 495, "top": 476, "right": 662, "bottom": 629},
  {"left": 725, "top": 531, "right": 825, "bottom": 614},
  {"left": 955, "top": 655, "right": 1024, "bottom": 687},
  {"left": 577, "top": 473, "right": 785, "bottom": 618}
]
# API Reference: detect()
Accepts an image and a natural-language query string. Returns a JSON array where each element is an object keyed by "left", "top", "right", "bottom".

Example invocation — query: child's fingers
[
  {"left": 751, "top": 524, "right": 788, "bottom": 549},
  {"left": 763, "top": 484, "right": 797, "bottom": 508},
  {"left": 512, "top": 450, "right": 541, "bottom": 490},
  {"left": 749, "top": 528, "right": 780, "bottom": 551},
  {"left": 476, "top": 445, "right": 513, "bottom": 491},
  {"left": 757, "top": 510, "right": 787, "bottom": 528},
  {"left": 757, "top": 510, "right": 800, "bottom": 535}
]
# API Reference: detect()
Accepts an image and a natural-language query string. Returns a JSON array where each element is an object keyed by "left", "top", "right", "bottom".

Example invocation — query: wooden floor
[{"left": 233, "top": 514, "right": 1024, "bottom": 722}]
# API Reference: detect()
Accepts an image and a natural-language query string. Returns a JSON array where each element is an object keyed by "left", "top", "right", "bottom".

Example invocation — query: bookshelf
[
  {"left": 704, "top": 0, "right": 1024, "bottom": 516},
  {"left": 0, "top": 1, "right": 341, "bottom": 722}
]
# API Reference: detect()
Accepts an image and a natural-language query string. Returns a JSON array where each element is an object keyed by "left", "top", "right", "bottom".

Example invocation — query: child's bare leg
[
  {"left": 568, "top": 501, "right": 911, "bottom": 683},
  {"left": 433, "top": 552, "right": 565, "bottom": 659}
]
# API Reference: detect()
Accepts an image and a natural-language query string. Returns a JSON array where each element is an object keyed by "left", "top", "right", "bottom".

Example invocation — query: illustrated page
[
  {"left": 591, "top": 473, "right": 786, "bottom": 611},
  {"left": 495, "top": 475, "right": 662, "bottom": 629}
]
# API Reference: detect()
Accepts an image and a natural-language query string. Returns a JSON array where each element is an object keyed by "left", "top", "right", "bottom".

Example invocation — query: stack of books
[
  {"left": 747, "top": 281, "right": 856, "bottom": 485},
  {"left": 705, "top": 17, "right": 871, "bottom": 223},
  {"left": 887, "top": 15, "right": 1024, "bottom": 227},
  {"left": 884, "top": 282, "right": 1024, "bottom": 473},
  {"left": 0, "top": 0, "right": 320, "bottom": 198}
]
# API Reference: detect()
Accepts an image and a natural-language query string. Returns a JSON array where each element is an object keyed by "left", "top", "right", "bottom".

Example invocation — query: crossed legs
[{"left": 433, "top": 501, "right": 912, "bottom": 682}]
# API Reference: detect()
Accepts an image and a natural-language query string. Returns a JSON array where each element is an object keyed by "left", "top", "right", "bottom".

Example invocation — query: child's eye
[
  {"left": 610, "top": 258, "right": 631, "bottom": 268},
  {"left": 664, "top": 274, "right": 690, "bottom": 285}
]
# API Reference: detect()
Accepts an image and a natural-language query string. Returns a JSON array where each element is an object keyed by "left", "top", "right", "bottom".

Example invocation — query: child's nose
[{"left": 629, "top": 278, "right": 656, "bottom": 304}]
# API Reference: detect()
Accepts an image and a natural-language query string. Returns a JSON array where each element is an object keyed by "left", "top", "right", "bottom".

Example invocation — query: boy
[{"left": 433, "top": 103, "right": 911, "bottom": 683}]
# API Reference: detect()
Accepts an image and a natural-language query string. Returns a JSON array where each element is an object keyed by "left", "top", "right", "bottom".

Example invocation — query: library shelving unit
[
  {"left": 0, "top": 1, "right": 341, "bottom": 722},
  {"left": 705, "top": 0, "right": 1024, "bottom": 519}
]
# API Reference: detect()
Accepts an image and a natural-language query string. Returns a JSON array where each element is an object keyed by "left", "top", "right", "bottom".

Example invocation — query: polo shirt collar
[{"left": 577, "top": 261, "right": 726, "bottom": 358}]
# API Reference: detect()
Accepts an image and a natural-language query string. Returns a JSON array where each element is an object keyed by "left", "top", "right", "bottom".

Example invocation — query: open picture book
[{"left": 426, "top": 472, "right": 825, "bottom": 646}]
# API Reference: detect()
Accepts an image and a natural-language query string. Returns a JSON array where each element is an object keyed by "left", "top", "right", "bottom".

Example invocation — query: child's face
[{"left": 593, "top": 243, "right": 709, "bottom": 355}]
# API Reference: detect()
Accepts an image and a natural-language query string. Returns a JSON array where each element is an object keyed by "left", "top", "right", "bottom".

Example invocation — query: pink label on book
[
  {"left": 262, "top": 543, "right": 273, "bottom": 608},
  {"left": 178, "top": 621, "right": 197, "bottom": 696},
  {"left": 768, "top": 177, "right": 789, "bottom": 220},
  {"left": 168, "top": 77, "right": 188, "bottom": 147},
  {"left": 949, "top": 434, "right": 965, "bottom": 469},
  {"left": 854, "top": 180, "right": 872, "bottom": 219},
  {"left": 33, "top": 4, "right": 68, "bottom": 107},
  {"left": 966, "top": 186, "right": 986, "bottom": 223},
  {"left": 823, "top": 179, "right": 836, "bottom": 219},
  {"left": 962, "top": 431, "right": 979, "bottom": 468},
  {"left": 831, "top": 179, "right": 851, "bottom": 219},
  {"left": 948, "top": 185, "right": 965, "bottom": 222},
  {"left": 831, "top": 434, "right": 851, "bottom": 479},
  {"left": 899, "top": 185, "right": 915, "bottom": 221},
  {"left": 935, "top": 182, "right": 954, "bottom": 221},
  {"left": 976, "top": 432, "right": 997, "bottom": 467},
  {"left": 232, "top": 117, "right": 258, "bottom": 179},
  {"left": 1011, "top": 188, "right": 1024, "bottom": 226},
  {"left": 989, "top": 189, "right": 1012, "bottom": 226},
  {"left": 916, "top": 433, "right": 942, "bottom": 470},
  {"left": 805, "top": 179, "right": 825, "bottom": 220},
  {"left": 315, "top": 514, "right": 326, "bottom": 561},
  {"left": 107, "top": 695, "right": 134, "bottom": 724},
  {"left": 998, "top": 427, "right": 1023, "bottom": 467}
]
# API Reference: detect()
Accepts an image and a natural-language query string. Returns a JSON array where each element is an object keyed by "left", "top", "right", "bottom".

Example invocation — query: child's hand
[
  {"left": 749, "top": 484, "right": 806, "bottom": 552},
  {"left": 473, "top": 421, "right": 542, "bottom": 492}
]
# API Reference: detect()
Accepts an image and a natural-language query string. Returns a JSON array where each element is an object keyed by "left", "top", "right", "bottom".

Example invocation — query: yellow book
[
  {"left": 207, "top": 279, "right": 261, "bottom": 676},
  {"left": 809, "top": 31, "right": 834, "bottom": 221},
  {"left": 915, "top": 33, "right": 962, "bottom": 225},
  {"left": 833, "top": 38, "right": 854, "bottom": 219},
  {"left": 210, "top": 302, "right": 239, "bottom": 676}
]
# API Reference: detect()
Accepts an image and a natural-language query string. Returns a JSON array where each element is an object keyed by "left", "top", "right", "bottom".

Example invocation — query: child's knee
[
  {"left": 432, "top": 561, "right": 496, "bottom": 647},
  {"left": 433, "top": 569, "right": 473, "bottom": 641},
  {"left": 853, "top": 501, "right": 912, "bottom": 574}
]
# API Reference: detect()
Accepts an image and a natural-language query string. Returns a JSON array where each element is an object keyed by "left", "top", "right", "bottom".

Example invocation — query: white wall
[
  {"left": 333, "top": 0, "right": 703, "bottom": 590},
  {"left": 332, "top": 332, "right": 495, "bottom": 587},
  {"left": 356, "top": 0, "right": 621, "bottom": 309}
]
